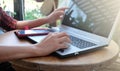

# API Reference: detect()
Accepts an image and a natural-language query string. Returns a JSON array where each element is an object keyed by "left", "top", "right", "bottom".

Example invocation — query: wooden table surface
[{"left": 0, "top": 31, "right": 119, "bottom": 71}]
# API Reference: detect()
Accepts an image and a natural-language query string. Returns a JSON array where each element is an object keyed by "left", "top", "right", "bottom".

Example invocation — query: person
[
  {"left": 0, "top": 6, "right": 71, "bottom": 71},
  {"left": 38, "top": 0, "right": 59, "bottom": 27}
]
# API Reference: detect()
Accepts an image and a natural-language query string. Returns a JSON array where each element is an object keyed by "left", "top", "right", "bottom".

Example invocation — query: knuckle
[
  {"left": 61, "top": 32, "right": 67, "bottom": 35},
  {"left": 51, "top": 33, "right": 56, "bottom": 37}
]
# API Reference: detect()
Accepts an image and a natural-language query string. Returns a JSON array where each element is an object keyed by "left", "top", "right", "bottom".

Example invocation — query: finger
[
  {"left": 55, "top": 32, "right": 69, "bottom": 38},
  {"left": 58, "top": 36, "right": 71, "bottom": 43},
  {"left": 55, "top": 7, "right": 69, "bottom": 11},
  {"left": 42, "top": 32, "right": 53, "bottom": 40},
  {"left": 58, "top": 42, "right": 70, "bottom": 50},
  {"left": 55, "top": 11, "right": 65, "bottom": 16},
  {"left": 59, "top": 15, "right": 64, "bottom": 19}
]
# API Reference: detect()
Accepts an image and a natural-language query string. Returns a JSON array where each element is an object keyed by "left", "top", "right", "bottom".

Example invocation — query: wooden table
[{"left": 0, "top": 31, "right": 119, "bottom": 71}]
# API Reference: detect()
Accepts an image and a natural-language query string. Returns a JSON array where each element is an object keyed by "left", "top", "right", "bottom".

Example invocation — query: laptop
[{"left": 28, "top": 0, "right": 120, "bottom": 57}]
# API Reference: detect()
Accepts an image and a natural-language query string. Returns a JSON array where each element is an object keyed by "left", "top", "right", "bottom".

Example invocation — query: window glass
[
  {"left": 24, "top": 0, "right": 44, "bottom": 20},
  {"left": 0, "top": 0, "right": 14, "bottom": 16}
]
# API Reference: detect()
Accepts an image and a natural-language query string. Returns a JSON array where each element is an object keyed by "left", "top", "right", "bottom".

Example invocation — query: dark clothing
[
  {"left": 0, "top": 7, "right": 17, "bottom": 31},
  {"left": 0, "top": 62, "right": 16, "bottom": 71},
  {"left": 0, "top": 7, "right": 17, "bottom": 71}
]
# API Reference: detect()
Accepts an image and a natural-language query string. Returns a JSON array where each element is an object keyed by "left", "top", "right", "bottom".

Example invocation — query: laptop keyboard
[{"left": 69, "top": 35, "right": 96, "bottom": 49}]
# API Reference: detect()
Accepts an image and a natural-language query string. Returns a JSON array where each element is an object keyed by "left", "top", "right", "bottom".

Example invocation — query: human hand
[
  {"left": 34, "top": 32, "right": 71, "bottom": 56},
  {"left": 46, "top": 7, "right": 68, "bottom": 24}
]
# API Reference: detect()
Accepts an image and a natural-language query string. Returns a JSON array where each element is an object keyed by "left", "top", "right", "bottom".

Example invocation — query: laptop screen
[{"left": 62, "top": 0, "right": 120, "bottom": 37}]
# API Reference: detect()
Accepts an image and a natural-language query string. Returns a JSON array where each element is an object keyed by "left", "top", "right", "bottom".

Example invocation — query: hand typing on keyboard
[{"left": 58, "top": 42, "right": 71, "bottom": 52}]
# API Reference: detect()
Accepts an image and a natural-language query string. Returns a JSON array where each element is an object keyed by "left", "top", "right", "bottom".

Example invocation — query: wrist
[
  {"left": 23, "top": 44, "right": 40, "bottom": 57},
  {"left": 32, "top": 43, "right": 52, "bottom": 56},
  {"left": 31, "top": 44, "right": 46, "bottom": 56},
  {"left": 45, "top": 16, "right": 50, "bottom": 23},
  {"left": 46, "top": 16, "right": 53, "bottom": 23}
]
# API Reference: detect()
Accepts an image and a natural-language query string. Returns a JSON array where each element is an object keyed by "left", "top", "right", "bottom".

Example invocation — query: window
[
  {"left": 24, "top": 0, "right": 44, "bottom": 20},
  {"left": 0, "top": 0, "right": 14, "bottom": 17}
]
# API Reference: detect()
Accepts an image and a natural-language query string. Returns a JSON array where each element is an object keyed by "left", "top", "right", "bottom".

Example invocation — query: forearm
[
  {"left": 0, "top": 44, "right": 40, "bottom": 62},
  {"left": 16, "top": 17, "right": 49, "bottom": 29},
  {"left": 15, "top": 7, "right": 67, "bottom": 29}
]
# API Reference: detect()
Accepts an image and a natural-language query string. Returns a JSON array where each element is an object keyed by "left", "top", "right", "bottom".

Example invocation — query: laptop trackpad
[{"left": 56, "top": 45, "right": 80, "bottom": 56}]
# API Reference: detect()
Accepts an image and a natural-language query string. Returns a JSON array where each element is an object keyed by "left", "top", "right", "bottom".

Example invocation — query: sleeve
[{"left": 0, "top": 7, "right": 17, "bottom": 31}]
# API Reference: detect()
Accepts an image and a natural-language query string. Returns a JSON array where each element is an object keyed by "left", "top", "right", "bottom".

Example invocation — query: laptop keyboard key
[{"left": 69, "top": 35, "right": 96, "bottom": 49}]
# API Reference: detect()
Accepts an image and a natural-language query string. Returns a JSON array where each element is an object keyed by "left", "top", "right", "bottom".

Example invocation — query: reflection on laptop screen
[{"left": 62, "top": 0, "right": 120, "bottom": 37}]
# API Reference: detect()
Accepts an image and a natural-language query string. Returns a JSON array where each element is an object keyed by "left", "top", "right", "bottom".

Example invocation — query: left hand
[{"left": 46, "top": 7, "right": 68, "bottom": 24}]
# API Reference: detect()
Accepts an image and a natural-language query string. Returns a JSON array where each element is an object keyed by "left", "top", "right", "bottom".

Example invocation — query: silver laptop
[{"left": 28, "top": 0, "right": 120, "bottom": 57}]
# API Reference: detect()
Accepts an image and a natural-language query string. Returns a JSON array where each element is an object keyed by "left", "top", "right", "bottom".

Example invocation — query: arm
[
  {"left": 16, "top": 7, "right": 68, "bottom": 29},
  {"left": 0, "top": 32, "right": 71, "bottom": 62},
  {"left": 0, "top": 44, "right": 35, "bottom": 62},
  {"left": 16, "top": 17, "right": 48, "bottom": 29}
]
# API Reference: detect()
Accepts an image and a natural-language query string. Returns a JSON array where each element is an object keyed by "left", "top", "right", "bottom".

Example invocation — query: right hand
[
  {"left": 46, "top": 7, "right": 68, "bottom": 24},
  {"left": 34, "top": 32, "right": 71, "bottom": 56}
]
